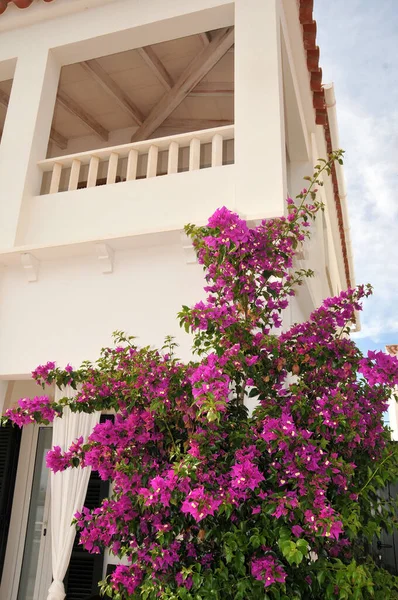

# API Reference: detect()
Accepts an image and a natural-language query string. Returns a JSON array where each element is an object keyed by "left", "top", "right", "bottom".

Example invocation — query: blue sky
[{"left": 313, "top": 1, "right": 398, "bottom": 356}]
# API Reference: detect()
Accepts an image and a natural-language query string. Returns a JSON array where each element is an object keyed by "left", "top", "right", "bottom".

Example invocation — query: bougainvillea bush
[{"left": 4, "top": 152, "right": 398, "bottom": 599}]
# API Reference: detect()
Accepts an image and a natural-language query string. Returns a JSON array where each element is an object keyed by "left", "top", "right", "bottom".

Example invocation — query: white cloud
[{"left": 335, "top": 101, "right": 398, "bottom": 339}]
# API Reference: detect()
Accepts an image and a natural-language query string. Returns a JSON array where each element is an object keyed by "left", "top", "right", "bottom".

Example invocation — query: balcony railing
[{"left": 38, "top": 125, "right": 235, "bottom": 196}]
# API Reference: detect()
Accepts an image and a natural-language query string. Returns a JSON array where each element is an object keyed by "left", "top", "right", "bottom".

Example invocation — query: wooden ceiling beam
[
  {"left": 57, "top": 90, "right": 109, "bottom": 141},
  {"left": 136, "top": 46, "right": 174, "bottom": 91},
  {"left": 49, "top": 127, "right": 68, "bottom": 150},
  {"left": 189, "top": 81, "right": 234, "bottom": 97},
  {"left": 198, "top": 32, "right": 211, "bottom": 47},
  {"left": 131, "top": 27, "right": 234, "bottom": 142},
  {"left": 158, "top": 118, "right": 233, "bottom": 130},
  {"left": 155, "top": 119, "right": 233, "bottom": 135},
  {"left": 81, "top": 59, "right": 144, "bottom": 126},
  {"left": 0, "top": 88, "right": 10, "bottom": 109},
  {"left": 0, "top": 88, "right": 68, "bottom": 149}
]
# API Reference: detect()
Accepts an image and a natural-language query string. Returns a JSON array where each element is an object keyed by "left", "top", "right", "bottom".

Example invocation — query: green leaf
[
  {"left": 296, "top": 539, "right": 309, "bottom": 554},
  {"left": 224, "top": 545, "right": 233, "bottom": 563}
]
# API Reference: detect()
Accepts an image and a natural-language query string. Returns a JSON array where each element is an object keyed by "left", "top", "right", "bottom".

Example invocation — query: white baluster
[
  {"left": 49, "top": 162, "right": 62, "bottom": 194},
  {"left": 189, "top": 138, "right": 201, "bottom": 171},
  {"left": 147, "top": 145, "right": 159, "bottom": 178},
  {"left": 107, "top": 152, "right": 119, "bottom": 184},
  {"left": 126, "top": 149, "right": 138, "bottom": 181},
  {"left": 211, "top": 133, "right": 223, "bottom": 167},
  {"left": 167, "top": 141, "right": 179, "bottom": 175},
  {"left": 68, "top": 159, "right": 81, "bottom": 191},
  {"left": 87, "top": 156, "right": 100, "bottom": 188}
]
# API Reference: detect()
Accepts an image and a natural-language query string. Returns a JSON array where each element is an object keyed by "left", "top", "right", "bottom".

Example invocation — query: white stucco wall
[{"left": 0, "top": 241, "right": 207, "bottom": 377}]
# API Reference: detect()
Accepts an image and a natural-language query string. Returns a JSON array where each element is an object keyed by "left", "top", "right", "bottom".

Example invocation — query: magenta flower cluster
[
  {"left": 5, "top": 395, "right": 56, "bottom": 427},
  {"left": 251, "top": 554, "right": 287, "bottom": 587},
  {"left": 359, "top": 350, "right": 398, "bottom": 387}
]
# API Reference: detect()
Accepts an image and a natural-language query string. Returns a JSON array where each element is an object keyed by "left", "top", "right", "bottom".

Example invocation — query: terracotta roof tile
[
  {"left": 303, "top": 21, "right": 317, "bottom": 50},
  {"left": 386, "top": 346, "right": 398, "bottom": 357},
  {"left": 0, "top": 0, "right": 54, "bottom": 15}
]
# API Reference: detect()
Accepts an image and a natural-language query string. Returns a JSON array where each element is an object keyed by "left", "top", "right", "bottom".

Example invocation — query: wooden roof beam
[
  {"left": 189, "top": 81, "right": 234, "bottom": 97},
  {"left": 198, "top": 32, "right": 211, "bottom": 47},
  {"left": 0, "top": 88, "right": 67, "bottom": 149},
  {"left": 136, "top": 46, "right": 174, "bottom": 91},
  {"left": 57, "top": 90, "right": 109, "bottom": 141},
  {"left": 131, "top": 27, "right": 234, "bottom": 142},
  {"left": 0, "top": 88, "right": 10, "bottom": 109},
  {"left": 81, "top": 59, "right": 144, "bottom": 126},
  {"left": 158, "top": 118, "right": 233, "bottom": 131},
  {"left": 49, "top": 127, "right": 68, "bottom": 150}
]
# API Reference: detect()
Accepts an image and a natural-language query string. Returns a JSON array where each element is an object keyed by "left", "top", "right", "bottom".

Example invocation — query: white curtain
[{"left": 47, "top": 386, "right": 101, "bottom": 600}]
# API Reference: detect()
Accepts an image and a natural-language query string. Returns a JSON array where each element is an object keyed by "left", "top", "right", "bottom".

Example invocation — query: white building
[
  {"left": 386, "top": 345, "right": 398, "bottom": 441},
  {"left": 0, "top": 0, "right": 355, "bottom": 598}
]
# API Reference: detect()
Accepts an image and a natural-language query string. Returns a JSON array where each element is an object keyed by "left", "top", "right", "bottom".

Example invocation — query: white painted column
[
  {"left": 49, "top": 163, "right": 63, "bottom": 195},
  {"left": 146, "top": 145, "right": 159, "bottom": 178},
  {"left": 126, "top": 149, "right": 138, "bottom": 181},
  {"left": 211, "top": 133, "right": 223, "bottom": 167},
  {"left": 388, "top": 395, "right": 398, "bottom": 442},
  {"left": 69, "top": 159, "right": 82, "bottom": 191},
  {"left": 167, "top": 141, "right": 179, "bottom": 175},
  {"left": 87, "top": 156, "right": 100, "bottom": 188},
  {"left": 0, "top": 48, "right": 61, "bottom": 248},
  {"left": 234, "top": 0, "right": 287, "bottom": 218},
  {"left": 189, "top": 138, "right": 201, "bottom": 171}
]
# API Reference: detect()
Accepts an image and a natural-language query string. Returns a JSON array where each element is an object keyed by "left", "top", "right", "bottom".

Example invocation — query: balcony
[
  {"left": 38, "top": 125, "right": 234, "bottom": 195},
  {"left": 15, "top": 125, "right": 235, "bottom": 250},
  {"left": 7, "top": 25, "right": 236, "bottom": 249}
]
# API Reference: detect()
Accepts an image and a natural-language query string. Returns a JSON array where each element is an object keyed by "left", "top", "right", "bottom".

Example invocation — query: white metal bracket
[
  {"left": 180, "top": 232, "right": 197, "bottom": 264},
  {"left": 21, "top": 253, "right": 40, "bottom": 283},
  {"left": 95, "top": 243, "right": 114, "bottom": 274}
]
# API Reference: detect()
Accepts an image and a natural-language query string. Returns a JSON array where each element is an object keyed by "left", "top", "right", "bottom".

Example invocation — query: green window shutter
[{"left": 0, "top": 423, "right": 22, "bottom": 583}]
